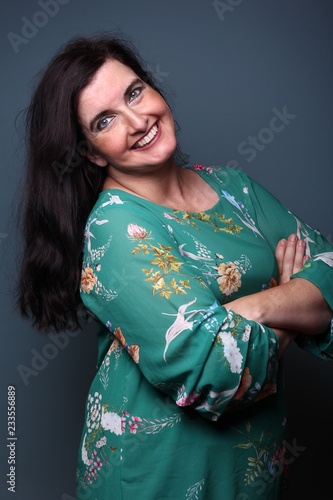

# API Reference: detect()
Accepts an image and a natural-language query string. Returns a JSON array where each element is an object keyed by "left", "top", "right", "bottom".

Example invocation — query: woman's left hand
[
  {"left": 274, "top": 233, "right": 309, "bottom": 285},
  {"left": 225, "top": 233, "right": 307, "bottom": 318},
  {"left": 224, "top": 234, "right": 331, "bottom": 334}
]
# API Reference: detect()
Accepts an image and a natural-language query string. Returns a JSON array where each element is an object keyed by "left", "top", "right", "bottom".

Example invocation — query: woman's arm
[
  {"left": 221, "top": 168, "right": 333, "bottom": 336},
  {"left": 226, "top": 233, "right": 331, "bottom": 357},
  {"left": 244, "top": 277, "right": 331, "bottom": 333},
  {"left": 225, "top": 234, "right": 332, "bottom": 334},
  {"left": 80, "top": 200, "right": 286, "bottom": 420},
  {"left": 226, "top": 234, "right": 305, "bottom": 357}
]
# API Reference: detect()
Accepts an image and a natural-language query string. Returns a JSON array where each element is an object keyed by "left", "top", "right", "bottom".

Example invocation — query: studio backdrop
[{"left": 1, "top": 1, "right": 332, "bottom": 499}]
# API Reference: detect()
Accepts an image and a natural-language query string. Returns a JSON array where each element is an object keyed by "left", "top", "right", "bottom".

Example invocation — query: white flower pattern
[
  {"left": 101, "top": 411, "right": 122, "bottom": 435},
  {"left": 86, "top": 393, "right": 102, "bottom": 433}
]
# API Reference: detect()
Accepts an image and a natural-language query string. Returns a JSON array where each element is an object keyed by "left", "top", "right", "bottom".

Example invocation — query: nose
[{"left": 125, "top": 109, "right": 148, "bottom": 133}]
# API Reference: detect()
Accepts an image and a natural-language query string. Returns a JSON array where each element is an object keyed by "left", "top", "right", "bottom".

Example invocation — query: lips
[{"left": 132, "top": 123, "right": 159, "bottom": 149}]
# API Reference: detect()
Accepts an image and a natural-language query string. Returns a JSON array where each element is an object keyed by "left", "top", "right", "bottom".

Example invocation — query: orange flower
[
  {"left": 129, "top": 345, "right": 140, "bottom": 364},
  {"left": 216, "top": 262, "right": 241, "bottom": 295},
  {"left": 234, "top": 367, "right": 252, "bottom": 400},
  {"left": 114, "top": 327, "right": 126, "bottom": 347},
  {"left": 255, "top": 381, "right": 277, "bottom": 402},
  {"left": 81, "top": 266, "right": 97, "bottom": 293},
  {"left": 114, "top": 327, "right": 140, "bottom": 364}
]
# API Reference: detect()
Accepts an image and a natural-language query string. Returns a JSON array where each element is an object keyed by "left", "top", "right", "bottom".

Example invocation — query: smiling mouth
[{"left": 132, "top": 123, "right": 159, "bottom": 149}]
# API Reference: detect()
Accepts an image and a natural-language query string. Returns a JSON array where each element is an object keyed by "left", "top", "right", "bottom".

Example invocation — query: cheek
[
  {"left": 151, "top": 93, "right": 173, "bottom": 119},
  {"left": 93, "top": 133, "right": 127, "bottom": 158},
  {"left": 161, "top": 101, "right": 173, "bottom": 120},
  {"left": 157, "top": 102, "right": 175, "bottom": 133},
  {"left": 165, "top": 108, "right": 176, "bottom": 133}
]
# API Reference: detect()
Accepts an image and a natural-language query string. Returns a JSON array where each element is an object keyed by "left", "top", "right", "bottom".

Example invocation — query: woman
[{"left": 18, "top": 35, "right": 333, "bottom": 499}]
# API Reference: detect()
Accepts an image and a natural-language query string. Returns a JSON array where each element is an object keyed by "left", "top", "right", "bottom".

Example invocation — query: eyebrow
[{"left": 88, "top": 77, "right": 143, "bottom": 131}]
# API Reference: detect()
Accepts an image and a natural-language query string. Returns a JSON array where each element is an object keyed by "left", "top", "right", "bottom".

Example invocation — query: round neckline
[{"left": 98, "top": 166, "right": 222, "bottom": 214}]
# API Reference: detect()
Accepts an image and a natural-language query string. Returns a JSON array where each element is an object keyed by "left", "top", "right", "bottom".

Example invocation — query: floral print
[
  {"left": 81, "top": 266, "right": 97, "bottom": 293},
  {"left": 112, "top": 325, "right": 140, "bottom": 364},
  {"left": 101, "top": 410, "right": 122, "bottom": 434},
  {"left": 127, "top": 223, "right": 151, "bottom": 240},
  {"left": 166, "top": 209, "right": 243, "bottom": 234},
  {"left": 233, "top": 419, "right": 288, "bottom": 487},
  {"left": 176, "top": 384, "right": 203, "bottom": 407},
  {"left": 77, "top": 165, "right": 333, "bottom": 499},
  {"left": 186, "top": 479, "right": 205, "bottom": 499},
  {"left": 215, "top": 261, "right": 242, "bottom": 295},
  {"left": 233, "top": 367, "right": 253, "bottom": 400},
  {"left": 86, "top": 392, "right": 102, "bottom": 433},
  {"left": 135, "top": 242, "right": 189, "bottom": 299}
]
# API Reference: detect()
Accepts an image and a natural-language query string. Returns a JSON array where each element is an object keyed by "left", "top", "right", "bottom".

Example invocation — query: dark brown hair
[{"left": 17, "top": 34, "right": 173, "bottom": 332}]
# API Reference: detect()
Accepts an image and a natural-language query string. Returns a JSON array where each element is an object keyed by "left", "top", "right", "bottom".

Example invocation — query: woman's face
[{"left": 77, "top": 58, "right": 177, "bottom": 175}]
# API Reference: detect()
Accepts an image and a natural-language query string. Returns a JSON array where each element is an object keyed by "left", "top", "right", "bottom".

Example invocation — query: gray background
[{"left": 1, "top": 0, "right": 332, "bottom": 498}]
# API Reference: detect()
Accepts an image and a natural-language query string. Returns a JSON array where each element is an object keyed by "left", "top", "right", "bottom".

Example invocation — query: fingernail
[
  {"left": 297, "top": 239, "right": 305, "bottom": 247},
  {"left": 288, "top": 234, "right": 297, "bottom": 242}
]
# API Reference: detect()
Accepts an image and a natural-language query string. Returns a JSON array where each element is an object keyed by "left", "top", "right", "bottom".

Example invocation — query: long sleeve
[
  {"left": 77, "top": 166, "right": 332, "bottom": 498},
  {"left": 80, "top": 192, "right": 282, "bottom": 421},
  {"left": 237, "top": 169, "right": 333, "bottom": 359}
]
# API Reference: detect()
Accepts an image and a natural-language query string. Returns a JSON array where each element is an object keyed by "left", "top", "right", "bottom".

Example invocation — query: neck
[
  {"left": 103, "top": 159, "right": 219, "bottom": 211},
  {"left": 104, "top": 157, "right": 186, "bottom": 205}
]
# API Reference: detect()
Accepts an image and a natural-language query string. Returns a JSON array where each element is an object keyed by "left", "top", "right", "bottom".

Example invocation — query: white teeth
[{"left": 135, "top": 124, "right": 158, "bottom": 148}]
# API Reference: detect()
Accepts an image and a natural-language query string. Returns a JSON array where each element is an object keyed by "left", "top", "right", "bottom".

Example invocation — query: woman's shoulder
[
  {"left": 187, "top": 164, "right": 252, "bottom": 192},
  {"left": 83, "top": 189, "right": 165, "bottom": 244},
  {"left": 88, "top": 189, "right": 151, "bottom": 218}
]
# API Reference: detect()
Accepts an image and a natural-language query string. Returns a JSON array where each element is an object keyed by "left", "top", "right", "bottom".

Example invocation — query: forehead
[{"left": 77, "top": 59, "right": 139, "bottom": 124}]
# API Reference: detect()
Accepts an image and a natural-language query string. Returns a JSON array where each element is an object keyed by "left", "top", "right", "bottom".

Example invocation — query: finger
[
  {"left": 275, "top": 238, "right": 287, "bottom": 273},
  {"left": 281, "top": 234, "right": 298, "bottom": 279},
  {"left": 293, "top": 239, "right": 306, "bottom": 273},
  {"left": 275, "top": 237, "right": 291, "bottom": 285},
  {"left": 302, "top": 255, "right": 310, "bottom": 265}
]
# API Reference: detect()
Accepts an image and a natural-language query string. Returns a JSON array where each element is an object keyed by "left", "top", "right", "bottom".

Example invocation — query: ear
[{"left": 86, "top": 151, "right": 108, "bottom": 167}]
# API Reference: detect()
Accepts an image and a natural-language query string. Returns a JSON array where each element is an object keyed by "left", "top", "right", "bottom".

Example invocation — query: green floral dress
[{"left": 77, "top": 165, "right": 333, "bottom": 500}]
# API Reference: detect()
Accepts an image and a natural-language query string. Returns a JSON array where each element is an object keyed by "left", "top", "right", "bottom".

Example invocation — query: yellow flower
[
  {"left": 216, "top": 262, "right": 241, "bottom": 296},
  {"left": 81, "top": 266, "right": 97, "bottom": 293}
]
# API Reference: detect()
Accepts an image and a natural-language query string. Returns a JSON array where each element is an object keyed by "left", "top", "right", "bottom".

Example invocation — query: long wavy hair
[{"left": 17, "top": 34, "right": 178, "bottom": 332}]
